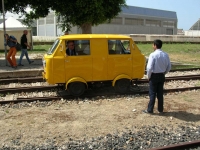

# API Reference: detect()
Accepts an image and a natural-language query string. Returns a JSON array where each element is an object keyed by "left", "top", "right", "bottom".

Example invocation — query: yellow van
[{"left": 42, "top": 34, "right": 146, "bottom": 96}]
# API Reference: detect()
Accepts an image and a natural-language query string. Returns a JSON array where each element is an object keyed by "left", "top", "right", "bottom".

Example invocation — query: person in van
[
  {"left": 108, "top": 40, "right": 115, "bottom": 54},
  {"left": 66, "top": 40, "right": 77, "bottom": 56},
  {"left": 4, "top": 33, "right": 18, "bottom": 68}
]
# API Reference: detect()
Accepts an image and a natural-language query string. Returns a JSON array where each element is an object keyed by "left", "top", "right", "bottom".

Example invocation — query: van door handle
[
  {"left": 65, "top": 60, "right": 69, "bottom": 62},
  {"left": 128, "top": 58, "right": 132, "bottom": 60}
]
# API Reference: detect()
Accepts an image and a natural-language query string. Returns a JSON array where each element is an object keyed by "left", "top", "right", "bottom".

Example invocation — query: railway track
[
  {"left": 0, "top": 74, "right": 200, "bottom": 85},
  {"left": 1, "top": 86, "right": 200, "bottom": 105},
  {"left": 0, "top": 74, "right": 200, "bottom": 94},
  {"left": 0, "top": 73, "right": 200, "bottom": 104}
]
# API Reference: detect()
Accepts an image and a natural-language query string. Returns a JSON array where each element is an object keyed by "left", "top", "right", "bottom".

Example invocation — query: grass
[
  {"left": 136, "top": 43, "right": 200, "bottom": 66},
  {"left": 195, "top": 81, "right": 200, "bottom": 86}
]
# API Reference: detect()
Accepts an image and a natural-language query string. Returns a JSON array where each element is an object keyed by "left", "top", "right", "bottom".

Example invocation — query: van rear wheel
[
  {"left": 114, "top": 79, "right": 130, "bottom": 93},
  {"left": 68, "top": 82, "right": 85, "bottom": 96}
]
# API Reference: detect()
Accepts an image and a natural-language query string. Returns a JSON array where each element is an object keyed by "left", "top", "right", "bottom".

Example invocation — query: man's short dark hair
[
  {"left": 153, "top": 39, "right": 162, "bottom": 49},
  {"left": 67, "top": 40, "right": 74, "bottom": 45}
]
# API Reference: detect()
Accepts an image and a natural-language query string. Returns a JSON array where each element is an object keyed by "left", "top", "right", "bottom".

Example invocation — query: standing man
[
  {"left": 18, "top": 30, "right": 34, "bottom": 66},
  {"left": 143, "top": 39, "right": 171, "bottom": 114},
  {"left": 4, "top": 34, "right": 18, "bottom": 69}
]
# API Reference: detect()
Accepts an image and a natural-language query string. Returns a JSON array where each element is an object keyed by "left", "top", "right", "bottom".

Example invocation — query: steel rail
[
  {"left": 137, "top": 74, "right": 200, "bottom": 84},
  {"left": 0, "top": 74, "right": 200, "bottom": 84},
  {"left": 149, "top": 140, "right": 200, "bottom": 150},
  {"left": 0, "top": 77, "right": 43, "bottom": 84},
  {"left": 170, "top": 67, "right": 200, "bottom": 72},
  {"left": 0, "top": 85, "right": 58, "bottom": 94}
]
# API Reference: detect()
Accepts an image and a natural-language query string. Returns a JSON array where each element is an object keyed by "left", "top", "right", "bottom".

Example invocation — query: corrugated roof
[
  {"left": 122, "top": 6, "right": 177, "bottom": 19},
  {"left": 189, "top": 19, "right": 200, "bottom": 30}
]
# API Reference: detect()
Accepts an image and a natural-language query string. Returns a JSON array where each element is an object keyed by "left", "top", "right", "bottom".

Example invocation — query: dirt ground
[{"left": 0, "top": 90, "right": 200, "bottom": 147}]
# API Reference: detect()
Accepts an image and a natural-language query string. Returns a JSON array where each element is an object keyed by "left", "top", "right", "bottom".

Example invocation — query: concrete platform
[{"left": 0, "top": 56, "right": 43, "bottom": 79}]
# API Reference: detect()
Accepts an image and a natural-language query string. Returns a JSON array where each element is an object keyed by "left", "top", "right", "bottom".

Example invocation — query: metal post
[{"left": 2, "top": 0, "right": 7, "bottom": 66}]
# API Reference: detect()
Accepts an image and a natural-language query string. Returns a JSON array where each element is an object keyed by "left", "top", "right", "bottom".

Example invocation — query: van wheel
[
  {"left": 68, "top": 82, "right": 86, "bottom": 96},
  {"left": 114, "top": 79, "right": 130, "bottom": 93}
]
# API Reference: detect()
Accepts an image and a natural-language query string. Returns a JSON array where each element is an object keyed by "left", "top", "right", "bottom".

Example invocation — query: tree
[{"left": 1, "top": 0, "right": 126, "bottom": 33}]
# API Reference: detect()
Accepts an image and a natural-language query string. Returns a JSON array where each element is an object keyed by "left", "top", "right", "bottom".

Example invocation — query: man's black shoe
[
  {"left": 29, "top": 61, "right": 34, "bottom": 64},
  {"left": 142, "top": 110, "right": 153, "bottom": 114}
]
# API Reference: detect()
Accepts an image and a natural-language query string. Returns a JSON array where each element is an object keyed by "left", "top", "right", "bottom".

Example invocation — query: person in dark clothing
[
  {"left": 4, "top": 34, "right": 18, "bottom": 68},
  {"left": 18, "top": 30, "right": 34, "bottom": 66},
  {"left": 143, "top": 39, "right": 171, "bottom": 114},
  {"left": 66, "top": 40, "right": 77, "bottom": 56}
]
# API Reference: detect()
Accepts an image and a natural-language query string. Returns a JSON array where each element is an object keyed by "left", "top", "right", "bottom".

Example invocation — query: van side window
[
  {"left": 76, "top": 40, "right": 90, "bottom": 55},
  {"left": 108, "top": 40, "right": 131, "bottom": 55},
  {"left": 65, "top": 40, "right": 90, "bottom": 56}
]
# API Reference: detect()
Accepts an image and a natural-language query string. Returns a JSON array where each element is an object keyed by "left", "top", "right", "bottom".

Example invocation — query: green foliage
[{"left": 1, "top": 0, "right": 126, "bottom": 33}]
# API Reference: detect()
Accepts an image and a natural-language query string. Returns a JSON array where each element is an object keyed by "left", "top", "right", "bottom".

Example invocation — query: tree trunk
[{"left": 80, "top": 23, "right": 92, "bottom": 34}]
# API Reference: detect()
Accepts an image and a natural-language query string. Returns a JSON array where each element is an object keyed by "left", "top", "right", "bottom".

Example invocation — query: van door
[
  {"left": 65, "top": 40, "right": 92, "bottom": 82},
  {"left": 107, "top": 39, "right": 132, "bottom": 80},
  {"left": 91, "top": 39, "right": 108, "bottom": 81}
]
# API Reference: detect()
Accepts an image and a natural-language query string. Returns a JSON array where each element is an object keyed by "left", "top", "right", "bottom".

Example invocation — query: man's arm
[
  {"left": 165, "top": 55, "right": 171, "bottom": 74},
  {"left": 146, "top": 54, "right": 154, "bottom": 80}
]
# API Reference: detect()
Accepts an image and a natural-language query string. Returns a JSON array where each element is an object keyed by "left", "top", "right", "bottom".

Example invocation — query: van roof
[{"left": 59, "top": 34, "right": 131, "bottom": 40}]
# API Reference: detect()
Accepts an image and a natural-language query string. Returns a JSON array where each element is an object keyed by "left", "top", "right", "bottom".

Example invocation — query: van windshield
[{"left": 47, "top": 39, "right": 60, "bottom": 55}]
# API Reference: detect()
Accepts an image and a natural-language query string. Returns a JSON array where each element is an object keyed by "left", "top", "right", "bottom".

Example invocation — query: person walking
[
  {"left": 4, "top": 33, "right": 18, "bottom": 69},
  {"left": 143, "top": 39, "right": 171, "bottom": 114},
  {"left": 18, "top": 30, "right": 34, "bottom": 66}
]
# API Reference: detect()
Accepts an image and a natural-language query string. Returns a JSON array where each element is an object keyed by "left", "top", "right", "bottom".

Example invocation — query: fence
[{"left": 32, "top": 34, "right": 200, "bottom": 44}]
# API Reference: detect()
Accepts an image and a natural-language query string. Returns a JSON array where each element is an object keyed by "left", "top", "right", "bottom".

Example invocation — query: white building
[
  {"left": 184, "top": 18, "right": 200, "bottom": 36},
  {"left": 37, "top": 5, "right": 178, "bottom": 36}
]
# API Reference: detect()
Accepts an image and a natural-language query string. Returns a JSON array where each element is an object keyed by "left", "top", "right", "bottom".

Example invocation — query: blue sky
[{"left": 126, "top": 0, "right": 200, "bottom": 30}]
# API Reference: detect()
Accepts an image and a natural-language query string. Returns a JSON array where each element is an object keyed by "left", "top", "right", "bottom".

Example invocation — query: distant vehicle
[{"left": 42, "top": 34, "right": 146, "bottom": 96}]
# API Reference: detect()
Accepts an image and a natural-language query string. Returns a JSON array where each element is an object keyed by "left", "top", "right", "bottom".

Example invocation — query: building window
[
  {"left": 125, "top": 18, "right": 143, "bottom": 25},
  {"left": 46, "top": 13, "right": 54, "bottom": 24},
  {"left": 146, "top": 19, "right": 161, "bottom": 27},
  {"left": 38, "top": 18, "right": 44, "bottom": 25},
  {"left": 163, "top": 21, "right": 175, "bottom": 28},
  {"left": 109, "top": 17, "right": 122, "bottom": 24}
]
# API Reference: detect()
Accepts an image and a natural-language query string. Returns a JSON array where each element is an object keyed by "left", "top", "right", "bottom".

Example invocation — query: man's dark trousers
[{"left": 147, "top": 73, "right": 165, "bottom": 113}]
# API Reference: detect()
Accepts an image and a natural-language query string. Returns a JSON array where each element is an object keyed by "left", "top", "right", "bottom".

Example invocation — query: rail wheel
[
  {"left": 68, "top": 82, "right": 86, "bottom": 96},
  {"left": 114, "top": 79, "right": 130, "bottom": 93}
]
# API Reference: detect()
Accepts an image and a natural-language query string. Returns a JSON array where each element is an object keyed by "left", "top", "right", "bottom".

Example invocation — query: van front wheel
[
  {"left": 114, "top": 79, "right": 130, "bottom": 93},
  {"left": 68, "top": 82, "right": 85, "bottom": 96}
]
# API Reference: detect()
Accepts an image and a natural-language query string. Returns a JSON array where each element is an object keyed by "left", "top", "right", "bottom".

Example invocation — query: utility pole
[{"left": 2, "top": 0, "right": 8, "bottom": 66}]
